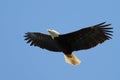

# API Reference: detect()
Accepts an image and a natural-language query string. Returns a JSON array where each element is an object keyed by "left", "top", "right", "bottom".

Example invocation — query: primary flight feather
[{"left": 24, "top": 22, "right": 113, "bottom": 66}]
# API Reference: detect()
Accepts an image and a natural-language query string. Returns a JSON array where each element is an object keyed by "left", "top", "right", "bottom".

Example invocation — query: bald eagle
[{"left": 24, "top": 22, "right": 113, "bottom": 66}]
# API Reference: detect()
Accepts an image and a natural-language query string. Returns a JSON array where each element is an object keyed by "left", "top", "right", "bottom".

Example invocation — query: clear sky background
[{"left": 0, "top": 0, "right": 119, "bottom": 80}]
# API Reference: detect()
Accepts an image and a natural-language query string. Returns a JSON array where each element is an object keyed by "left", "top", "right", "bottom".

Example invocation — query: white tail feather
[{"left": 64, "top": 53, "right": 81, "bottom": 66}]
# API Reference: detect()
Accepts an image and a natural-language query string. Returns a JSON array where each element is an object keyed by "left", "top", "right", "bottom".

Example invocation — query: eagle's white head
[{"left": 48, "top": 29, "right": 60, "bottom": 39}]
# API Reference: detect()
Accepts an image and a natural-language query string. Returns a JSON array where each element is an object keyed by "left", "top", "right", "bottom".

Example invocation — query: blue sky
[{"left": 0, "top": 0, "right": 119, "bottom": 80}]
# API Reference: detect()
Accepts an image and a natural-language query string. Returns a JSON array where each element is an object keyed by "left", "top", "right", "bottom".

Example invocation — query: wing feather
[
  {"left": 58, "top": 22, "right": 113, "bottom": 51},
  {"left": 24, "top": 32, "right": 62, "bottom": 52}
]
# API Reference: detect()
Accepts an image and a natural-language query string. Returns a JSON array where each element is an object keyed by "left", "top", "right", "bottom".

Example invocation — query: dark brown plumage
[
  {"left": 57, "top": 22, "right": 112, "bottom": 52},
  {"left": 24, "top": 32, "right": 62, "bottom": 52},
  {"left": 24, "top": 22, "right": 113, "bottom": 65},
  {"left": 24, "top": 22, "right": 112, "bottom": 53}
]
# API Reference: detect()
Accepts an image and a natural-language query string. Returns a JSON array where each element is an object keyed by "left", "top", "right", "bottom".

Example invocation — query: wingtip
[
  {"left": 98, "top": 22, "right": 106, "bottom": 25},
  {"left": 94, "top": 22, "right": 112, "bottom": 27},
  {"left": 24, "top": 32, "right": 29, "bottom": 37}
]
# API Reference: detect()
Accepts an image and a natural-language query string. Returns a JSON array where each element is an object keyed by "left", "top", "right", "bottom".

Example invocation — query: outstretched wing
[
  {"left": 24, "top": 32, "right": 62, "bottom": 52},
  {"left": 59, "top": 22, "right": 113, "bottom": 51}
]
